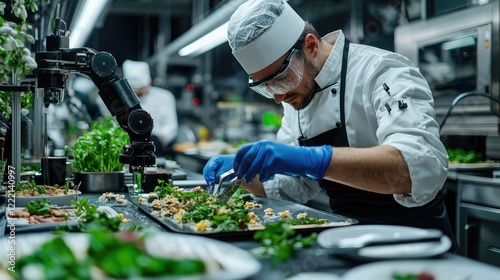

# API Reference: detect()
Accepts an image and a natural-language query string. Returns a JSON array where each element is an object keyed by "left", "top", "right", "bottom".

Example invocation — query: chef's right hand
[{"left": 203, "top": 155, "right": 235, "bottom": 186}]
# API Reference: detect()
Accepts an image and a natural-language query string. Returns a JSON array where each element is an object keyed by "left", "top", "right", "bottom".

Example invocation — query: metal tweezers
[{"left": 212, "top": 169, "right": 242, "bottom": 203}]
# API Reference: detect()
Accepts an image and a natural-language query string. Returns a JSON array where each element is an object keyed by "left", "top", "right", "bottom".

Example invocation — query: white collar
[{"left": 314, "top": 30, "right": 345, "bottom": 90}]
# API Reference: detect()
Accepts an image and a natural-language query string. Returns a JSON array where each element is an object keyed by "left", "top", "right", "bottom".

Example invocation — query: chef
[{"left": 204, "top": 0, "right": 458, "bottom": 252}]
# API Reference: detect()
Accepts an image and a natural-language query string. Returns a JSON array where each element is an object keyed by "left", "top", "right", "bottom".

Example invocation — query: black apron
[{"left": 298, "top": 38, "right": 459, "bottom": 253}]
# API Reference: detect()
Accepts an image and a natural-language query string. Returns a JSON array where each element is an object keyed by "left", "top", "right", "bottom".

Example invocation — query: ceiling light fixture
[
  {"left": 178, "top": 22, "right": 228, "bottom": 57},
  {"left": 149, "top": 0, "right": 246, "bottom": 76},
  {"left": 69, "top": 0, "right": 111, "bottom": 48}
]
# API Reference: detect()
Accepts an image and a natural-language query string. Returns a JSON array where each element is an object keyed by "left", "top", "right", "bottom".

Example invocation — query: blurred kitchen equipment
[
  {"left": 140, "top": 169, "right": 172, "bottom": 193},
  {"left": 41, "top": 156, "right": 67, "bottom": 186},
  {"left": 395, "top": 0, "right": 500, "bottom": 135},
  {"left": 456, "top": 173, "right": 500, "bottom": 267},
  {"left": 74, "top": 172, "right": 125, "bottom": 192},
  {"left": 21, "top": 113, "right": 32, "bottom": 159}
]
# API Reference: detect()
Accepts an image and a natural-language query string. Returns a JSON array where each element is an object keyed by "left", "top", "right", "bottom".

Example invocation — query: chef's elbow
[{"left": 398, "top": 162, "right": 448, "bottom": 207}]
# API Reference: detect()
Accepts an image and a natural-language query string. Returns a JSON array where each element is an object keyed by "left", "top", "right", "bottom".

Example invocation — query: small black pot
[
  {"left": 74, "top": 172, "right": 125, "bottom": 192},
  {"left": 140, "top": 170, "right": 172, "bottom": 193}
]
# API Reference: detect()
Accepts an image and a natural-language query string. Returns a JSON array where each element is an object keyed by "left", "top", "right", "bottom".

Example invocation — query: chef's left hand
[
  {"left": 234, "top": 140, "right": 332, "bottom": 183},
  {"left": 203, "top": 155, "right": 235, "bottom": 186}
]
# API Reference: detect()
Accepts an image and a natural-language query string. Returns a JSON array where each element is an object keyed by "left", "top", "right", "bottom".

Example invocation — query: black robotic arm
[{"left": 35, "top": 19, "right": 156, "bottom": 173}]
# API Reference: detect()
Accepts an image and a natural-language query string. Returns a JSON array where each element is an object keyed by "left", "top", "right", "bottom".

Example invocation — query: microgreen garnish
[{"left": 253, "top": 220, "right": 318, "bottom": 264}]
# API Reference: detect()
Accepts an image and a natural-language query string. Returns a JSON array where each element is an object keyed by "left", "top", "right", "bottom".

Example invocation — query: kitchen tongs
[{"left": 212, "top": 169, "right": 242, "bottom": 203}]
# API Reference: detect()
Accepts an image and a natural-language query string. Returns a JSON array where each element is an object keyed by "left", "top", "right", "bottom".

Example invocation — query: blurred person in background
[{"left": 122, "top": 60, "right": 178, "bottom": 158}]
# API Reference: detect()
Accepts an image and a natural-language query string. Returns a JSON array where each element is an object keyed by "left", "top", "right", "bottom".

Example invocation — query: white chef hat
[
  {"left": 228, "top": 0, "right": 305, "bottom": 74},
  {"left": 122, "top": 59, "right": 152, "bottom": 88}
]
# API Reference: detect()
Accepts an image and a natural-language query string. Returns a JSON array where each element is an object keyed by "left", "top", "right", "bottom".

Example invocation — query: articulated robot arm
[{"left": 35, "top": 18, "right": 156, "bottom": 173}]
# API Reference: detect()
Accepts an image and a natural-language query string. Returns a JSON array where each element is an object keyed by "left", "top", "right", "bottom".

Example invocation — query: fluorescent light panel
[
  {"left": 70, "top": 0, "right": 110, "bottom": 48},
  {"left": 178, "top": 22, "right": 229, "bottom": 57}
]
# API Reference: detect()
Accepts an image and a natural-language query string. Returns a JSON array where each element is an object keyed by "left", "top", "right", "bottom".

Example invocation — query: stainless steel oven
[
  {"left": 456, "top": 173, "right": 500, "bottom": 268},
  {"left": 395, "top": 1, "right": 500, "bottom": 135}
]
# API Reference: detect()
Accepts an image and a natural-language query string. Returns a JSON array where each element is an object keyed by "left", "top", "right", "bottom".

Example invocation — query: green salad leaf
[
  {"left": 14, "top": 236, "right": 92, "bottom": 280},
  {"left": 26, "top": 199, "right": 57, "bottom": 215},
  {"left": 12, "top": 231, "right": 206, "bottom": 280},
  {"left": 89, "top": 231, "right": 205, "bottom": 278}
]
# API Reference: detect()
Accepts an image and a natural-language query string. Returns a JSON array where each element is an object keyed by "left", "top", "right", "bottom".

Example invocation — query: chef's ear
[{"left": 304, "top": 33, "right": 319, "bottom": 57}]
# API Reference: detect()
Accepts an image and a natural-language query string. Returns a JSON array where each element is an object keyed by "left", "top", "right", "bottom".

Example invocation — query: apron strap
[{"left": 339, "top": 38, "right": 350, "bottom": 129}]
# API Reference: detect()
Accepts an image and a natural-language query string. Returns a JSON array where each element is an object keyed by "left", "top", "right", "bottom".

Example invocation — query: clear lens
[{"left": 249, "top": 50, "right": 304, "bottom": 99}]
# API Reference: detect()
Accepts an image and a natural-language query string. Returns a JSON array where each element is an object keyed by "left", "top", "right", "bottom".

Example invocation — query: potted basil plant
[{"left": 72, "top": 116, "right": 129, "bottom": 192}]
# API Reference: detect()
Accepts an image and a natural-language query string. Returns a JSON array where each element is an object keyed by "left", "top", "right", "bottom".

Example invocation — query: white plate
[
  {"left": 342, "top": 259, "right": 500, "bottom": 280},
  {"left": 14, "top": 191, "right": 81, "bottom": 207},
  {"left": 317, "top": 225, "right": 451, "bottom": 261},
  {"left": 0, "top": 232, "right": 261, "bottom": 280},
  {"left": 6, "top": 206, "right": 117, "bottom": 231}
]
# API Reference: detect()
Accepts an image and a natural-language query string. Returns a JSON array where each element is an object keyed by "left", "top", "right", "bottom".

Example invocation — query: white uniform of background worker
[
  {"left": 122, "top": 60, "right": 178, "bottom": 157},
  {"left": 203, "top": 0, "right": 459, "bottom": 253}
]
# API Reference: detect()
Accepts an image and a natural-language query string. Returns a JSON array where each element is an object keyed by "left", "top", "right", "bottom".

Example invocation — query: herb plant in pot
[{"left": 72, "top": 117, "right": 129, "bottom": 192}]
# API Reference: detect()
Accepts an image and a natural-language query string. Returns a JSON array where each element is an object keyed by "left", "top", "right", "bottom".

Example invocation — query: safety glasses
[{"left": 248, "top": 48, "right": 304, "bottom": 99}]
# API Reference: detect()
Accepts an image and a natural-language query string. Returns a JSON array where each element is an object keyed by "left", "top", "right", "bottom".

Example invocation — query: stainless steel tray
[{"left": 130, "top": 195, "right": 358, "bottom": 240}]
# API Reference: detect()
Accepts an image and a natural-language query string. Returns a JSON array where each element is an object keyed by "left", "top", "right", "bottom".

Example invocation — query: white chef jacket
[
  {"left": 139, "top": 86, "right": 178, "bottom": 149},
  {"left": 263, "top": 30, "right": 449, "bottom": 208}
]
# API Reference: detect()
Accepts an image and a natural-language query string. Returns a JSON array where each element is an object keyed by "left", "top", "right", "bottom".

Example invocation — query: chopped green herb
[{"left": 253, "top": 220, "right": 318, "bottom": 264}]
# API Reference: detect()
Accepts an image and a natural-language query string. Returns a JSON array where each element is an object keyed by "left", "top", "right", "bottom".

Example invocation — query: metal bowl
[{"left": 74, "top": 172, "right": 125, "bottom": 193}]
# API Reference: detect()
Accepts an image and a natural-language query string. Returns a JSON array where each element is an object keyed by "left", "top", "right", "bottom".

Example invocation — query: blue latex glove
[
  {"left": 234, "top": 140, "right": 332, "bottom": 183},
  {"left": 203, "top": 155, "right": 235, "bottom": 186}
]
